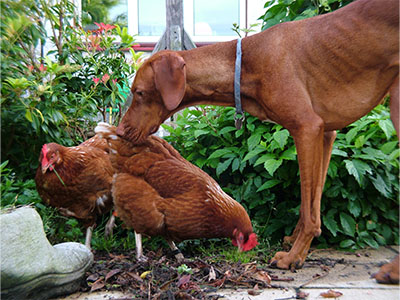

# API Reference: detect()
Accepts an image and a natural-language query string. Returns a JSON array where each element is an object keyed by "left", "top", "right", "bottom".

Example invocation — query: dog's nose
[{"left": 116, "top": 125, "right": 124, "bottom": 137}]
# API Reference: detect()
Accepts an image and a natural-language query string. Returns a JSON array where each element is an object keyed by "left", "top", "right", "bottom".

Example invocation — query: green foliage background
[
  {"left": 162, "top": 105, "right": 399, "bottom": 249},
  {"left": 1, "top": 0, "right": 398, "bottom": 253}
]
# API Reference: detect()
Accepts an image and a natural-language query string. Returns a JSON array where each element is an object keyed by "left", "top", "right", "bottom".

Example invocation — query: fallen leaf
[
  {"left": 109, "top": 253, "right": 129, "bottom": 262},
  {"left": 160, "top": 279, "right": 174, "bottom": 291},
  {"left": 126, "top": 272, "right": 143, "bottom": 282},
  {"left": 247, "top": 289, "right": 261, "bottom": 296},
  {"left": 105, "top": 268, "right": 121, "bottom": 281},
  {"left": 320, "top": 289, "right": 343, "bottom": 298},
  {"left": 86, "top": 273, "right": 99, "bottom": 282},
  {"left": 252, "top": 270, "right": 271, "bottom": 284},
  {"left": 208, "top": 266, "right": 216, "bottom": 281},
  {"left": 90, "top": 278, "right": 105, "bottom": 292},
  {"left": 296, "top": 290, "right": 309, "bottom": 299},
  {"left": 140, "top": 270, "right": 151, "bottom": 279},
  {"left": 177, "top": 274, "right": 191, "bottom": 289}
]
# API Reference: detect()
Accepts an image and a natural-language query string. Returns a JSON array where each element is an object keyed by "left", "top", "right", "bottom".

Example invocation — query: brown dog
[{"left": 117, "top": 0, "right": 399, "bottom": 281}]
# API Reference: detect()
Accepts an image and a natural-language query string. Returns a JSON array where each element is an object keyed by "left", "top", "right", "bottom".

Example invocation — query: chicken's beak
[
  {"left": 42, "top": 164, "right": 50, "bottom": 174},
  {"left": 41, "top": 163, "right": 54, "bottom": 174}
]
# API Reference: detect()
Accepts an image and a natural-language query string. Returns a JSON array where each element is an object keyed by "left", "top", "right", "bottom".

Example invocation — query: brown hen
[
  {"left": 95, "top": 122, "right": 257, "bottom": 260},
  {"left": 35, "top": 135, "right": 115, "bottom": 249}
]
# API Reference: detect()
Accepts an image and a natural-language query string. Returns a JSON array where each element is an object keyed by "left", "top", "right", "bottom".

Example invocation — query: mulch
[{"left": 78, "top": 249, "right": 295, "bottom": 300}]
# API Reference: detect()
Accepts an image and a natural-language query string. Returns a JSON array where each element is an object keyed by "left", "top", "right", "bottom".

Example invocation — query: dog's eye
[{"left": 135, "top": 91, "right": 144, "bottom": 97}]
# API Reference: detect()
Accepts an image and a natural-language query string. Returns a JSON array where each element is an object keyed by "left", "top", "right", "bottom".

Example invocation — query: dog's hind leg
[
  {"left": 283, "top": 130, "right": 336, "bottom": 249},
  {"left": 271, "top": 108, "right": 336, "bottom": 269}
]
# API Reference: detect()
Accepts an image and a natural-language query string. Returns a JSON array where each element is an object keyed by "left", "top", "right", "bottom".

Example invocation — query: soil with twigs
[{"left": 78, "top": 248, "right": 292, "bottom": 300}]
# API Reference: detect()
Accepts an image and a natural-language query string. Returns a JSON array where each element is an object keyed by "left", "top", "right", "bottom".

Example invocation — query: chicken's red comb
[
  {"left": 242, "top": 233, "right": 258, "bottom": 251},
  {"left": 41, "top": 144, "right": 50, "bottom": 167}
]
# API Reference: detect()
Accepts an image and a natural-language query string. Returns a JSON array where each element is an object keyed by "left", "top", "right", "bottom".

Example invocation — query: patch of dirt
[{"left": 78, "top": 249, "right": 290, "bottom": 299}]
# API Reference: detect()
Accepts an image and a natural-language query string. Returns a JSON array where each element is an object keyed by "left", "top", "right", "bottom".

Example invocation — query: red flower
[
  {"left": 93, "top": 77, "right": 100, "bottom": 85},
  {"left": 27, "top": 65, "right": 34, "bottom": 72},
  {"left": 101, "top": 74, "right": 110, "bottom": 84},
  {"left": 112, "top": 79, "right": 117, "bottom": 85}
]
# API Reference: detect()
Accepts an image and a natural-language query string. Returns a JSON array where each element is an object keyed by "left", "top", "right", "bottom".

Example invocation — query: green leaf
[
  {"left": 380, "top": 141, "right": 398, "bottom": 155},
  {"left": 347, "top": 200, "right": 361, "bottom": 218},
  {"left": 243, "top": 146, "right": 266, "bottom": 162},
  {"left": 254, "top": 153, "right": 274, "bottom": 166},
  {"left": 281, "top": 146, "right": 296, "bottom": 160},
  {"left": 264, "top": 158, "right": 283, "bottom": 176},
  {"left": 378, "top": 119, "right": 394, "bottom": 140},
  {"left": 340, "top": 239, "right": 355, "bottom": 248},
  {"left": 247, "top": 132, "right": 262, "bottom": 150},
  {"left": 208, "top": 148, "right": 232, "bottom": 159},
  {"left": 232, "top": 158, "right": 240, "bottom": 172},
  {"left": 344, "top": 159, "right": 372, "bottom": 185},
  {"left": 366, "top": 220, "right": 377, "bottom": 230},
  {"left": 194, "top": 129, "right": 209, "bottom": 138},
  {"left": 256, "top": 179, "right": 281, "bottom": 192},
  {"left": 345, "top": 127, "right": 359, "bottom": 144},
  {"left": 354, "top": 135, "right": 365, "bottom": 148},
  {"left": 216, "top": 158, "right": 233, "bottom": 177},
  {"left": 273, "top": 129, "right": 289, "bottom": 149},
  {"left": 25, "top": 109, "right": 33, "bottom": 122},
  {"left": 371, "top": 173, "right": 391, "bottom": 197},
  {"left": 340, "top": 212, "right": 356, "bottom": 237},
  {"left": 323, "top": 209, "right": 338, "bottom": 237},
  {"left": 331, "top": 149, "right": 348, "bottom": 157},
  {"left": 359, "top": 232, "right": 379, "bottom": 249},
  {"left": 219, "top": 126, "right": 236, "bottom": 135}
]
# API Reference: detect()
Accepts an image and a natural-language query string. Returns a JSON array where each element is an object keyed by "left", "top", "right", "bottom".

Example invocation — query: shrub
[
  {"left": 1, "top": 0, "right": 140, "bottom": 178},
  {"left": 162, "top": 104, "right": 399, "bottom": 249}
]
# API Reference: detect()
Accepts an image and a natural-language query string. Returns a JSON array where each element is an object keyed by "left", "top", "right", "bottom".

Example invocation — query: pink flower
[
  {"left": 39, "top": 64, "right": 47, "bottom": 72},
  {"left": 27, "top": 65, "right": 34, "bottom": 72},
  {"left": 101, "top": 74, "right": 110, "bottom": 84},
  {"left": 88, "top": 34, "right": 101, "bottom": 49},
  {"left": 112, "top": 79, "right": 117, "bottom": 85},
  {"left": 93, "top": 77, "right": 100, "bottom": 85},
  {"left": 94, "top": 22, "right": 116, "bottom": 32}
]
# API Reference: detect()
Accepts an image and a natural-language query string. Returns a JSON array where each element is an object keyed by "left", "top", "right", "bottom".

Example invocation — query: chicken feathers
[{"left": 95, "top": 122, "right": 258, "bottom": 258}]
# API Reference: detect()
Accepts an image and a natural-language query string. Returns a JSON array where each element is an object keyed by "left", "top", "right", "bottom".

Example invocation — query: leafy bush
[
  {"left": 162, "top": 104, "right": 399, "bottom": 249},
  {"left": 259, "top": 0, "right": 354, "bottom": 30},
  {"left": 1, "top": 0, "right": 140, "bottom": 178},
  {"left": 1, "top": 0, "right": 141, "bottom": 250}
]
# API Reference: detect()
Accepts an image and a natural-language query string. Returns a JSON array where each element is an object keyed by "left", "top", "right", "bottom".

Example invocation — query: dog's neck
[{"left": 178, "top": 42, "right": 269, "bottom": 121}]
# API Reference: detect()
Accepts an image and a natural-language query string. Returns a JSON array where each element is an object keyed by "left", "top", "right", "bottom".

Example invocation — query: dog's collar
[{"left": 234, "top": 38, "right": 245, "bottom": 129}]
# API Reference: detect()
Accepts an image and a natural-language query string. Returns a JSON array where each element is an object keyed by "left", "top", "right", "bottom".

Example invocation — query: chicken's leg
[
  {"left": 135, "top": 232, "right": 147, "bottom": 261},
  {"left": 85, "top": 226, "right": 93, "bottom": 250},
  {"left": 105, "top": 214, "right": 116, "bottom": 238},
  {"left": 167, "top": 240, "right": 184, "bottom": 262}
]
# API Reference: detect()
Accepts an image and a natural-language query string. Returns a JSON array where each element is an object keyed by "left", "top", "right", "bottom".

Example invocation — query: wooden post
[{"left": 153, "top": 0, "right": 195, "bottom": 53}]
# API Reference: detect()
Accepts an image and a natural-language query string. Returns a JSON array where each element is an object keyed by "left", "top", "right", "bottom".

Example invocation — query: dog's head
[{"left": 117, "top": 51, "right": 186, "bottom": 144}]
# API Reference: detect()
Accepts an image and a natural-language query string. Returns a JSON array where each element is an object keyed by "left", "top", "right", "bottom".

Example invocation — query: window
[
  {"left": 80, "top": 0, "right": 265, "bottom": 45},
  {"left": 82, "top": 0, "right": 128, "bottom": 31}
]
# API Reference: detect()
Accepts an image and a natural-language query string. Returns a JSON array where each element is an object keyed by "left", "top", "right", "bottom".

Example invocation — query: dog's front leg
[{"left": 271, "top": 116, "right": 336, "bottom": 270}]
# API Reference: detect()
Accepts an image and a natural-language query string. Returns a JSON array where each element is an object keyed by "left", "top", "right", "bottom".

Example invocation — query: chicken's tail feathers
[{"left": 95, "top": 122, "right": 117, "bottom": 138}]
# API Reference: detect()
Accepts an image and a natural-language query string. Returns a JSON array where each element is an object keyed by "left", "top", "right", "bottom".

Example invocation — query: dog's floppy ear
[{"left": 151, "top": 53, "right": 186, "bottom": 111}]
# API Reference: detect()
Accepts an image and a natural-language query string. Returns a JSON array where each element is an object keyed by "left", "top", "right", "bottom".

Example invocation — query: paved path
[{"left": 55, "top": 246, "right": 400, "bottom": 300}]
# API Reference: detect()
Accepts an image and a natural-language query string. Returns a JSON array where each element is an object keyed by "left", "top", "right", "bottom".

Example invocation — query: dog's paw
[{"left": 270, "top": 251, "right": 304, "bottom": 271}]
